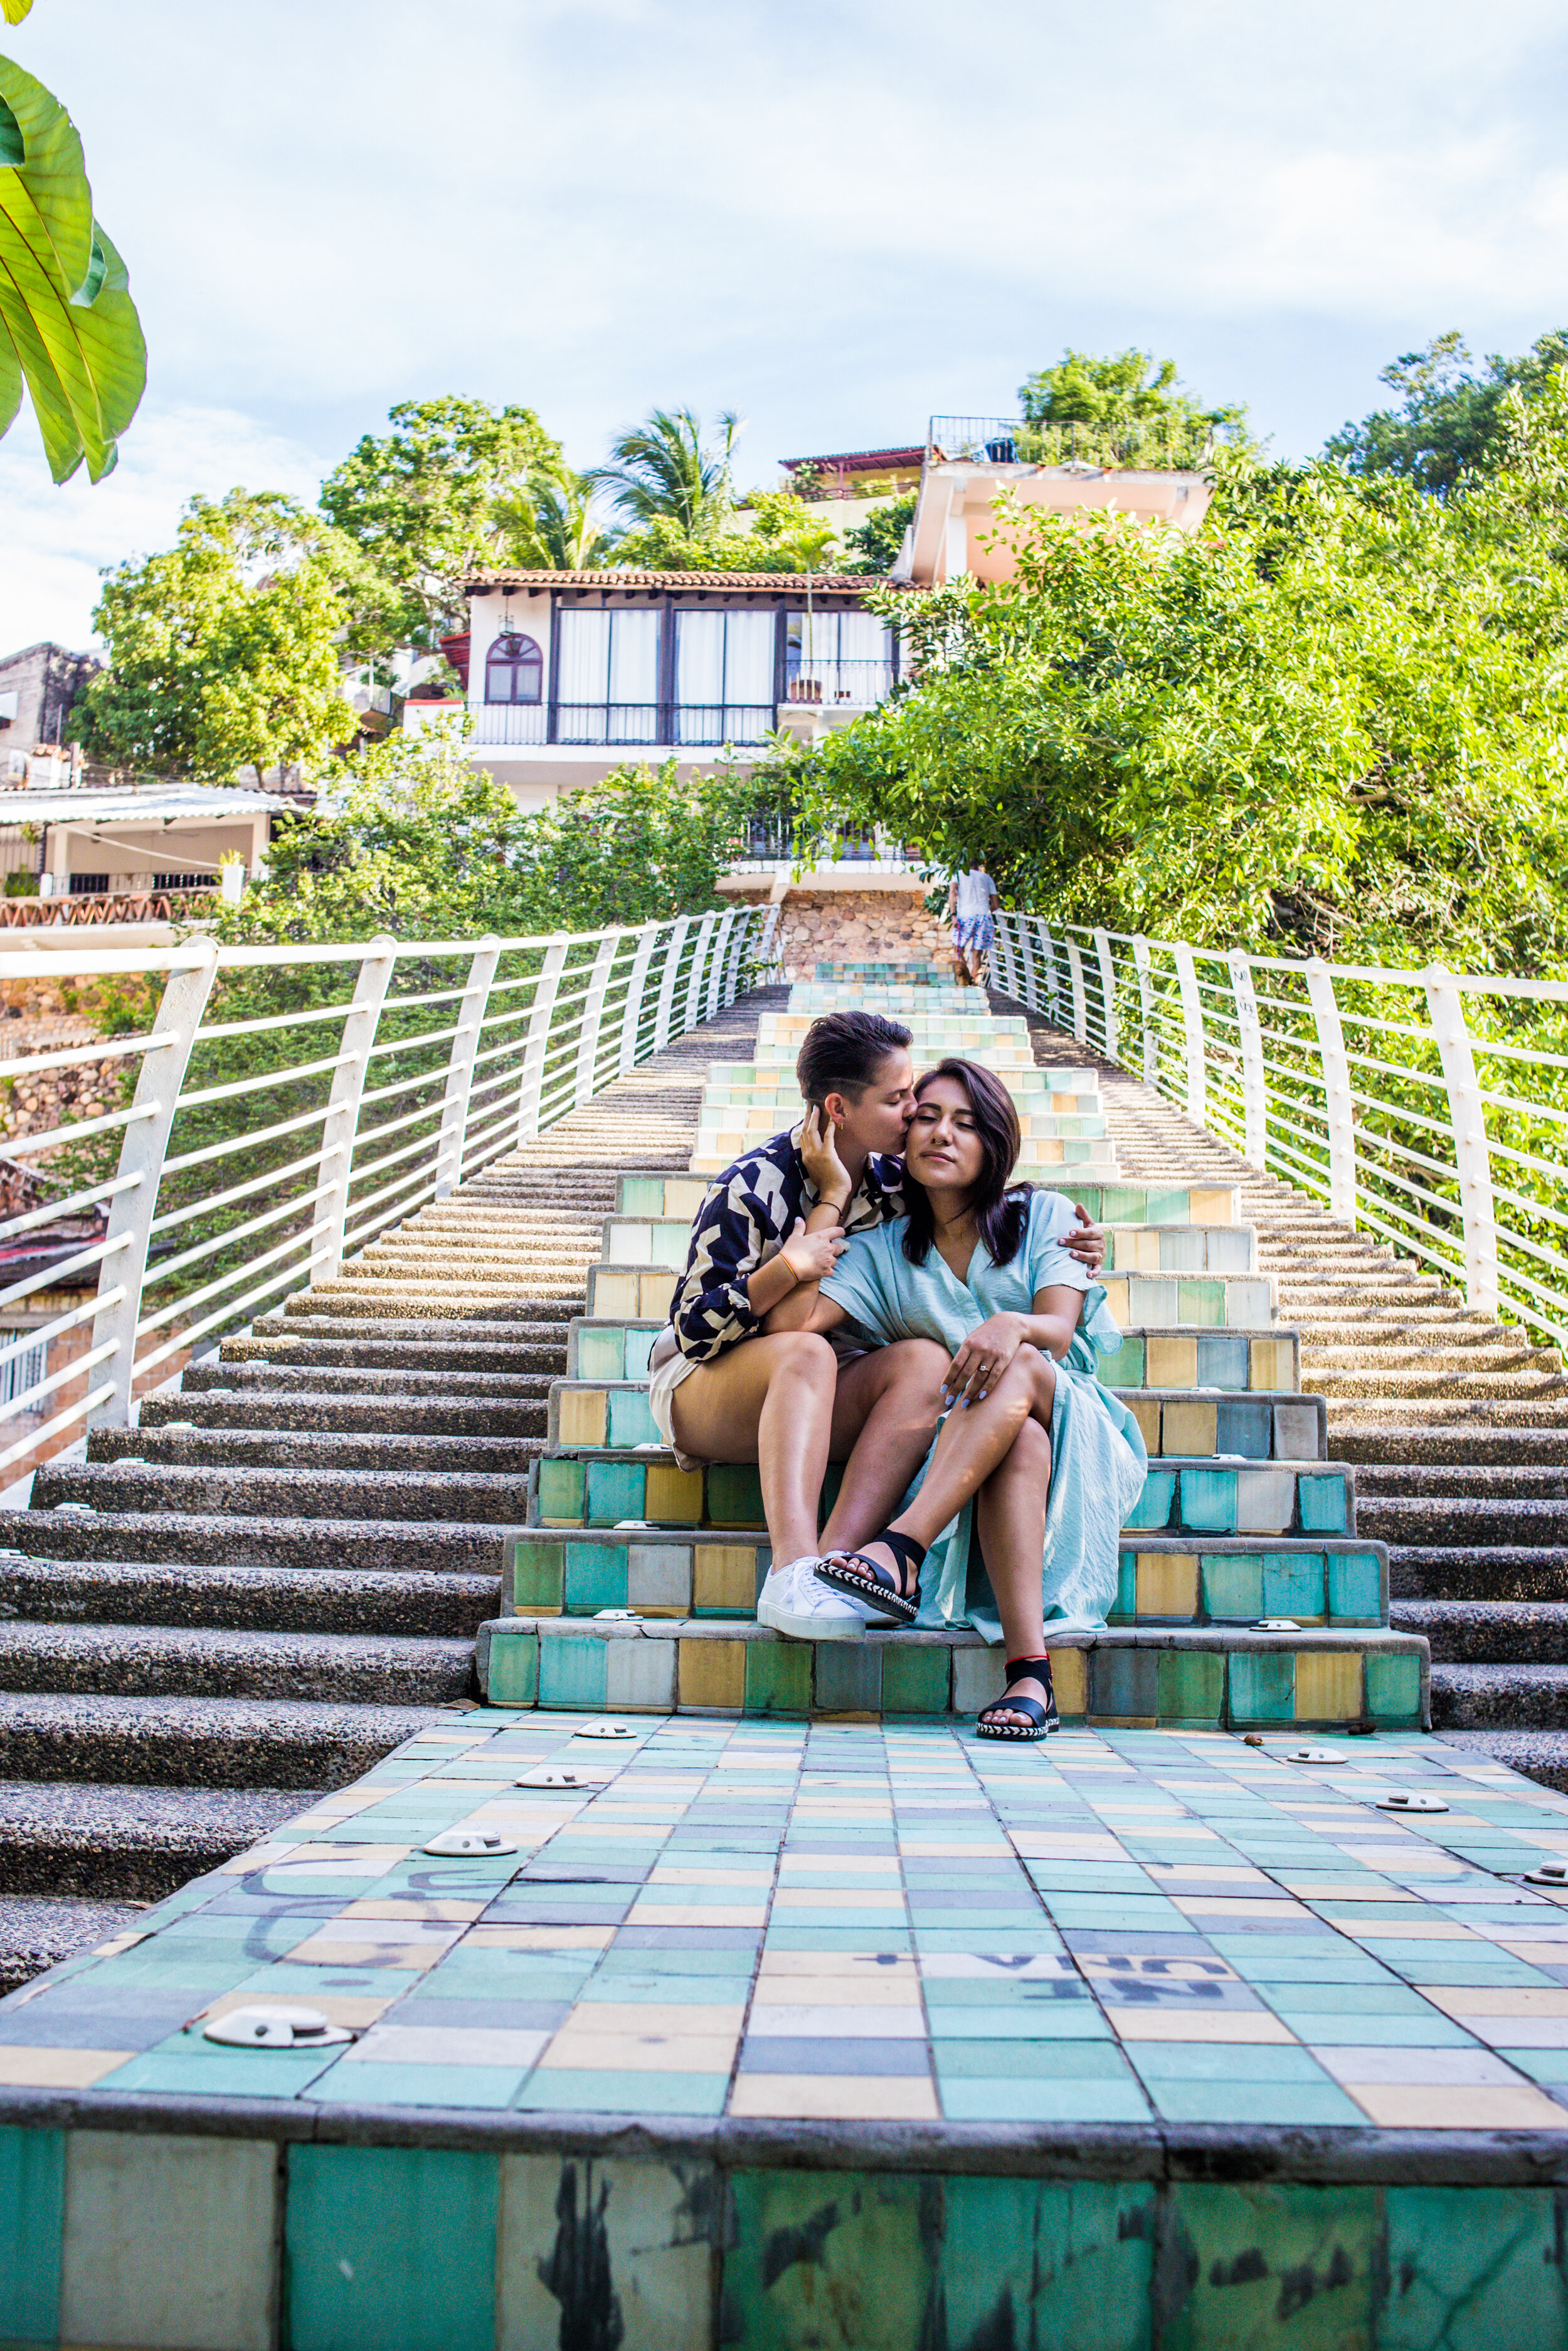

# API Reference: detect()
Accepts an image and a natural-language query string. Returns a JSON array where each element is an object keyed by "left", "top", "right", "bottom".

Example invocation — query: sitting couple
[{"left": 645, "top": 1011, "right": 1147, "bottom": 1737}]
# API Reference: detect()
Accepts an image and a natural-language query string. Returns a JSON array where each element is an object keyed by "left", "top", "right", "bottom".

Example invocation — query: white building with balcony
[{"left": 415, "top": 570, "right": 899, "bottom": 810}]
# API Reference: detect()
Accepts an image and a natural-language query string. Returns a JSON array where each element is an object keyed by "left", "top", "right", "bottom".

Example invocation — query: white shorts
[{"left": 646, "top": 1330, "right": 704, "bottom": 1471}]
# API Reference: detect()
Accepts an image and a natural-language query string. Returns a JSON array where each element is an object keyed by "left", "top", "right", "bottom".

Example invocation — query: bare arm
[
  {"left": 763, "top": 1278, "right": 850, "bottom": 1337},
  {"left": 941, "top": 1284, "right": 1084, "bottom": 1405}
]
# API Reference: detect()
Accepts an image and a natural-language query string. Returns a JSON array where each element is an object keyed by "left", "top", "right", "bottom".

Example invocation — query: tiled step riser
[
  {"left": 478, "top": 1618, "right": 1426, "bottom": 1728},
  {"left": 688, "top": 1143, "right": 1123, "bottom": 1175},
  {"left": 618, "top": 1175, "right": 1241, "bottom": 1223},
  {"left": 509, "top": 1527, "right": 1387, "bottom": 1626},
  {"left": 598, "top": 1215, "right": 1261, "bottom": 1282}
]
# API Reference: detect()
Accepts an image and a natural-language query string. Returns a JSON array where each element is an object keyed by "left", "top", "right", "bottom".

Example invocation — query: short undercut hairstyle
[{"left": 795, "top": 1011, "right": 913, "bottom": 1107}]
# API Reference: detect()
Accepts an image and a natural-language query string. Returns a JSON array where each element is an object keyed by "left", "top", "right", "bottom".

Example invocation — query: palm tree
[
  {"left": 591, "top": 407, "right": 741, "bottom": 539},
  {"left": 490, "top": 469, "right": 618, "bottom": 570}
]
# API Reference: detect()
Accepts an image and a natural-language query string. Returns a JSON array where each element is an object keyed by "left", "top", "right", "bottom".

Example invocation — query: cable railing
[
  {"left": 992, "top": 910, "right": 1568, "bottom": 1352},
  {"left": 0, "top": 905, "right": 771, "bottom": 1479}
]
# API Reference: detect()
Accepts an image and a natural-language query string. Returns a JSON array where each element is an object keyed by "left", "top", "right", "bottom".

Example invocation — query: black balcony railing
[
  {"left": 926, "top": 413, "right": 1221, "bottom": 471},
  {"left": 782, "top": 658, "right": 894, "bottom": 709}
]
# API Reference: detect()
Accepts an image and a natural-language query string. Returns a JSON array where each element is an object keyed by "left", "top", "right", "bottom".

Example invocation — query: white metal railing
[
  {"left": 0, "top": 906, "right": 770, "bottom": 1477},
  {"left": 992, "top": 910, "right": 1568, "bottom": 1349}
]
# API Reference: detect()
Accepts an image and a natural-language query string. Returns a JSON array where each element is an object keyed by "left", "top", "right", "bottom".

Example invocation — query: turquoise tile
[
  {"left": 287, "top": 2144, "right": 497, "bottom": 2351},
  {"left": 487, "top": 1632, "right": 539, "bottom": 1707},
  {"left": 624, "top": 1326, "right": 656, "bottom": 1381},
  {"left": 0, "top": 2124, "right": 61, "bottom": 2347},
  {"left": 1227, "top": 1649, "right": 1295, "bottom": 1723},
  {"left": 585, "top": 1459, "right": 645, "bottom": 1526},
  {"left": 94, "top": 2044, "right": 339, "bottom": 2098},
  {"left": 1125, "top": 1471, "right": 1177, "bottom": 1532},
  {"left": 1109, "top": 1551, "right": 1138, "bottom": 1625},
  {"left": 1298, "top": 1474, "right": 1347, "bottom": 1534},
  {"left": 938, "top": 2079, "right": 1150, "bottom": 2121},
  {"left": 1202, "top": 1553, "right": 1264, "bottom": 1620},
  {"left": 1367, "top": 1650, "right": 1422, "bottom": 1723},
  {"left": 575, "top": 1327, "right": 626, "bottom": 1379},
  {"left": 538, "top": 1637, "right": 608, "bottom": 1711},
  {"left": 1263, "top": 1552, "right": 1326, "bottom": 1619},
  {"left": 1327, "top": 1551, "right": 1384, "bottom": 1623},
  {"left": 1383, "top": 2185, "right": 1568, "bottom": 2350},
  {"left": 607, "top": 1388, "right": 659, "bottom": 1448},
  {"left": 1151, "top": 2083, "right": 1363, "bottom": 2125},
  {"left": 1130, "top": 2044, "right": 1328, "bottom": 2080},
  {"left": 311, "top": 2060, "right": 531, "bottom": 2107},
  {"left": 563, "top": 1542, "right": 628, "bottom": 1612},
  {"left": 1180, "top": 1468, "right": 1238, "bottom": 1533}
]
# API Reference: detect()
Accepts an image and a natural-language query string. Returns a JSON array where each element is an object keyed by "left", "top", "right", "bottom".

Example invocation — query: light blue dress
[{"left": 820, "top": 1189, "right": 1148, "bottom": 1641}]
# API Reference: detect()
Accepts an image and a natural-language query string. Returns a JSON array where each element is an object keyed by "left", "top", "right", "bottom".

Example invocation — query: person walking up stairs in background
[{"left": 946, "top": 855, "right": 1000, "bottom": 986}]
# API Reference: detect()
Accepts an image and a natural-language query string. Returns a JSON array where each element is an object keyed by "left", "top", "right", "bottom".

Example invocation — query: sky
[{"left": 2, "top": 0, "right": 1567, "bottom": 651}]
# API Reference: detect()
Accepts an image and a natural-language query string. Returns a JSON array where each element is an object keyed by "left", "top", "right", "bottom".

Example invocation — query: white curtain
[
  {"left": 556, "top": 610, "right": 610, "bottom": 704},
  {"left": 837, "top": 612, "right": 891, "bottom": 666},
  {"left": 675, "top": 612, "right": 726, "bottom": 711},
  {"left": 608, "top": 609, "right": 659, "bottom": 706},
  {"left": 721, "top": 610, "right": 775, "bottom": 709}
]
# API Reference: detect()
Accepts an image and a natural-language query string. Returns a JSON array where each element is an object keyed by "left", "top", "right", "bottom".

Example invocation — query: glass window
[
  {"left": 675, "top": 609, "right": 776, "bottom": 744},
  {"left": 484, "top": 632, "right": 544, "bottom": 704},
  {"left": 556, "top": 609, "right": 661, "bottom": 743}
]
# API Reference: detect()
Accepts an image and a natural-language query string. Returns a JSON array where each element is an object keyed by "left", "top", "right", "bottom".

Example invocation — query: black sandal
[
  {"left": 813, "top": 1529, "right": 926, "bottom": 1625},
  {"left": 977, "top": 1655, "right": 1059, "bottom": 1741}
]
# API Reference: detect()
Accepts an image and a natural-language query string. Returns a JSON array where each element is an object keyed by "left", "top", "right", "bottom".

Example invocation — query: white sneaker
[{"left": 756, "top": 1555, "right": 882, "bottom": 1642}]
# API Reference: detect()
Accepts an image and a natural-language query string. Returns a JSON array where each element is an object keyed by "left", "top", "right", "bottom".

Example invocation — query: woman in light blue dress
[{"left": 766, "top": 1058, "right": 1147, "bottom": 1737}]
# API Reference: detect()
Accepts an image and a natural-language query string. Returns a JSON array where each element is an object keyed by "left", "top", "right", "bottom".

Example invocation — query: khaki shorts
[{"left": 646, "top": 1324, "right": 873, "bottom": 1475}]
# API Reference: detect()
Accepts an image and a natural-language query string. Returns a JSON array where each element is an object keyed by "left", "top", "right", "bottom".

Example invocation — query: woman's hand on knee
[{"left": 941, "top": 1313, "right": 1032, "bottom": 1409}]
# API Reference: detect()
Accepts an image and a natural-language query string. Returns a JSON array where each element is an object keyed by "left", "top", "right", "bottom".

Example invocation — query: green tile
[
  {"left": 1143, "top": 1188, "right": 1190, "bottom": 1223},
  {"left": 881, "top": 1645, "right": 952, "bottom": 1716},
  {"left": 564, "top": 1542, "right": 628, "bottom": 1613},
  {"left": 1366, "top": 1650, "right": 1422, "bottom": 1724},
  {"left": 512, "top": 1541, "right": 564, "bottom": 1611},
  {"left": 940, "top": 2177, "right": 1155, "bottom": 2350},
  {"left": 1263, "top": 1553, "right": 1327, "bottom": 1620},
  {"left": 585, "top": 1460, "right": 646, "bottom": 1526},
  {"left": 1125, "top": 1471, "right": 1177, "bottom": 1532},
  {"left": 1202, "top": 1553, "right": 1264, "bottom": 1620},
  {"left": 1098, "top": 1336, "right": 1146, "bottom": 1390},
  {"left": 1382, "top": 2186, "right": 1568, "bottom": 2350},
  {"left": 0, "top": 2125, "right": 61, "bottom": 2346},
  {"left": 625, "top": 1327, "right": 657, "bottom": 1381},
  {"left": 1298, "top": 1473, "right": 1347, "bottom": 1534},
  {"left": 287, "top": 2144, "right": 497, "bottom": 2351},
  {"left": 487, "top": 1632, "right": 539, "bottom": 1707},
  {"left": 1163, "top": 2182, "right": 1377, "bottom": 2351},
  {"left": 1090, "top": 1648, "right": 1157, "bottom": 1719},
  {"left": 536, "top": 1458, "right": 585, "bottom": 1525},
  {"left": 607, "top": 1389, "right": 660, "bottom": 1449},
  {"left": 1326, "top": 1551, "right": 1384, "bottom": 1623},
  {"left": 707, "top": 1463, "right": 765, "bottom": 1527},
  {"left": 538, "top": 1637, "right": 608, "bottom": 1711},
  {"left": 1227, "top": 1649, "right": 1295, "bottom": 1724},
  {"left": 814, "top": 1645, "right": 883, "bottom": 1714},
  {"left": 1180, "top": 1468, "right": 1237, "bottom": 1533},
  {"left": 744, "top": 1642, "right": 812, "bottom": 1717},
  {"left": 1157, "top": 1650, "right": 1224, "bottom": 1727},
  {"left": 1109, "top": 1552, "right": 1138, "bottom": 1626},
  {"left": 575, "top": 1327, "right": 627, "bottom": 1379},
  {"left": 620, "top": 1177, "right": 665, "bottom": 1213},
  {"left": 1178, "top": 1277, "right": 1225, "bottom": 1327}
]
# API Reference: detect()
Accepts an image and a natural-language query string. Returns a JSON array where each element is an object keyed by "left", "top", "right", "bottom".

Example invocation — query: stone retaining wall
[{"left": 729, "top": 884, "right": 955, "bottom": 979}]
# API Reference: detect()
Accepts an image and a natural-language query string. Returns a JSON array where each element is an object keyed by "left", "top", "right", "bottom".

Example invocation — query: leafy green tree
[
  {"left": 492, "top": 466, "right": 619, "bottom": 570},
  {"left": 0, "top": 25, "right": 144, "bottom": 482},
  {"left": 793, "top": 427, "right": 1568, "bottom": 975},
  {"left": 844, "top": 491, "right": 917, "bottom": 575},
  {"left": 1325, "top": 329, "right": 1568, "bottom": 495},
  {"left": 79, "top": 491, "right": 377, "bottom": 782},
  {"left": 1014, "top": 348, "right": 1250, "bottom": 467},
  {"left": 593, "top": 406, "right": 739, "bottom": 544},
  {"left": 319, "top": 396, "right": 563, "bottom": 649}
]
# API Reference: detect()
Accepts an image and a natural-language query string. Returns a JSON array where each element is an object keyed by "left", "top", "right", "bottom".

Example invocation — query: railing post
[
  {"left": 1173, "top": 943, "right": 1208, "bottom": 1126},
  {"left": 723, "top": 908, "right": 755, "bottom": 1006},
  {"left": 617, "top": 922, "right": 660, "bottom": 1075},
  {"left": 993, "top": 913, "right": 1019, "bottom": 1001},
  {"left": 1092, "top": 928, "right": 1118, "bottom": 1063},
  {"left": 1018, "top": 918, "right": 1039, "bottom": 1014},
  {"left": 682, "top": 911, "right": 718, "bottom": 1036},
  {"left": 517, "top": 937, "right": 569, "bottom": 1144},
  {"left": 706, "top": 908, "right": 738, "bottom": 1022},
  {"left": 1132, "top": 937, "right": 1158, "bottom": 1085},
  {"left": 311, "top": 934, "right": 398, "bottom": 1275},
  {"left": 1036, "top": 920, "right": 1059, "bottom": 1022},
  {"left": 653, "top": 916, "right": 692, "bottom": 1051},
  {"left": 1064, "top": 937, "right": 1088, "bottom": 1045},
  {"left": 573, "top": 933, "right": 620, "bottom": 1108},
  {"left": 1227, "top": 948, "right": 1268, "bottom": 1171},
  {"left": 1424, "top": 965, "right": 1499, "bottom": 1314},
  {"left": 89, "top": 938, "right": 222, "bottom": 1429},
  {"left": 1305, "top": 957, "right": 1356, "bottom": 1222},
  {"left": 434, "top": 935, "right": 499, "bottom": 1198}
]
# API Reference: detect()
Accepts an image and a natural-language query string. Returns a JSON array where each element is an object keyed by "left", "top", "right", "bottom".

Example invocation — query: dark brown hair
[
  {"left": 795, "top": 1011, "right": 913, "bottom": 1107},
  {"left": 902, "top": 1058, "right": 1032, "bottom": 1268}
]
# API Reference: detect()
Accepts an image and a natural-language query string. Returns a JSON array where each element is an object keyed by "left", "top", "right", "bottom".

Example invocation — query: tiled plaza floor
[{"left": 6, "top": 1716, "right": 1568, "bottom": 2130}]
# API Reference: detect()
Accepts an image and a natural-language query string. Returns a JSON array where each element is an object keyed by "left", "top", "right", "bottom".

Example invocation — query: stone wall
[
  {"left": 0, "top": 1021, "right": 127, "bottom": 1161},
  {"left": 730, "top": 884, "right": 954, "bottom": 980}
]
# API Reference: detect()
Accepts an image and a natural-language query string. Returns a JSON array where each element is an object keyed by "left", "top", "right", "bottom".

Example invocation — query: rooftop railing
[
  {"left": 926, "top": 415, "right": 1222, "bottom": 472},
  {"left": 0, "top": 908, "right": 768, "bottom": 1477},
  {"left": 993, "top": 911, "right": 1568, "bottom": 1349}
]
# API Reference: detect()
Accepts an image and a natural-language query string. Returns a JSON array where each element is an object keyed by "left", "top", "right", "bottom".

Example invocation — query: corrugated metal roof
[
  {"left": 0, "top": 783, "right": 292, "bottom": 823},
  {"left": 465, "top": 568, "right": 899, "bottom": 593},
  {"left": 779, "top": 447, "right": 925, "bottom": 472}
]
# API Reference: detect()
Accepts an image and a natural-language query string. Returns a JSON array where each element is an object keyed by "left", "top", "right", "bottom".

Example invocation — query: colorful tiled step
[
  {"left": 612, "top": 1174, "right": 1241, "bottom": 1224},
  {"left": 689, "top": 1137, "right": 1120, "bottom": 1176},
  {"left": 1126, "top": 1390, "right": 1325, "bottom": 1460},
  {"left": 477, "top": 1615, "right": 1428, "bottom": 1728},
  {"left": 1099, "top": 1273, "right": 1274, "bottom": 1327},
  {"left": 507, "top": 1526, "right": 1386, "bottom": 1625},
  {"left": 591, "top": 1214, "right": 1263, "bottom": 1285}
]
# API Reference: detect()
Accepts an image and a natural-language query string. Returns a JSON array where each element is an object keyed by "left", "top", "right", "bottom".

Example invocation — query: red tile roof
[
  {"left": 780, "top": 447, "right": 925, "bottom": 473},
  {"left": 465, "top": 569, "right": 898, "bottom": 593}
]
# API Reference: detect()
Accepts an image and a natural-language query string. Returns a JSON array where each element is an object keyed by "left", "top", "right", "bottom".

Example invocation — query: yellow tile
[
  {"left": 730, "top": 2076, "right": 939, "bottom": 2120},
  {"left": 1349, "top": 2084, "right": 1567, "bottom": 2130},
  {"left": 1050, "top": 1647, "right": 1089, "bottom": 1716},
  {"left": 558, "top": 1389, "right": 607, "bottom": 1446},
  {"left": 665, "top": 1181, "right": 707, "bottom": 1218},
  {"left": 678, "top": 1636, "right": 746, "bottom": 1710},
  {"left": 592, "top": 1271, "right": 641, "bottom": 1319},
  {"left": 1127, "top": 1396, "right": 1162, "bottom": 1455},
  {"left": 1106, "top": 2009, "right": 1296, "bottom": 2042},
  {"left": 0, "top": 2048, "right": 134, "bottom": 2088},
  {"left": 625, "top": 1901, "right": 768, "bottom": 1928},
  {"left": 1146, "top": 1335, "right": 1198, "bottom": 1388},
  {"left": 1295, "top": 1651, "right": 1362, "bottom": 1722},
  {"left": 1160, "top": 1399, "right": 1217, "bottom": 1456},
  {"left": 540, "top": 2030, "right": 738, "bottom": 2071},
  {"left": 570, "top": 2003, "right": 746, "bottom": 2034},
  {"left": 694, "top": 1544, "right": 758, "bottom": 1610},
  {"left": 645, "top": 1463, "right": 705, "bottom": 1524},
  {"left": 1189, "top": 1188, "right": 1236, "bottom": 1224},
  {"left": 1101, "top": 1278, "right": 1130, "bottom": 1324},
  {"left": 1135, "top": 1553, "right": 1199, "bottom": 1618},
  {"left": 638, "top": 1270, "right": 677, "bottom": 1317},
  {"left": 1251, "top": 1336, "right": 1295, "bottom": 1390},
  {"left": 343, "top": 1899, "right": 487, "bottom": 1921},
  {"left": 1419, "top": 1985, "right": 1568, "bottom": 2018}
]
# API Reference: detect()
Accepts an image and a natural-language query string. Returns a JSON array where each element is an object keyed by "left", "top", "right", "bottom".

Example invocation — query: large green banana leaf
[{"left": 0, "top": 50, "right": 144, "bottom": 480}]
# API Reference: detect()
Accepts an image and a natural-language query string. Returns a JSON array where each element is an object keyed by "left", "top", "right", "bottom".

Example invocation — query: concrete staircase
[
  {"left": 0, "top": 995, "right": 778, "bottom": 1992},
  {"left": 1081, "top": 1036, "right": 1568, "bottom": 1787}
]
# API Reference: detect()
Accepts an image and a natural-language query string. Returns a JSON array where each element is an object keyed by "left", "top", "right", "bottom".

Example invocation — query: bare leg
[
  {"left": 670, "top": 1331, "right": 839, "bottom": 1566},
  {"left": 974, "top": 1415, "right": 1054, "bottom": 1729},
  {"left": 819, "top": 1339, "right": 948, "bottom": 1557}
]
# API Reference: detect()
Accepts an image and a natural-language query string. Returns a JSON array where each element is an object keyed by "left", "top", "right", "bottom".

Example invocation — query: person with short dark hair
[
  {"left": 646, "top": 1010, "right": 1105, "bottom": 1639},
  {"left": 765, "top": 1057, "right": 1145, "bottom": 1733}
]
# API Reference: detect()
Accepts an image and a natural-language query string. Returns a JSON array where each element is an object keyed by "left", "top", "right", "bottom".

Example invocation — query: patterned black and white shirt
[{"left": 670, "top": 1122, "right": 906, "bottom": 1362}]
